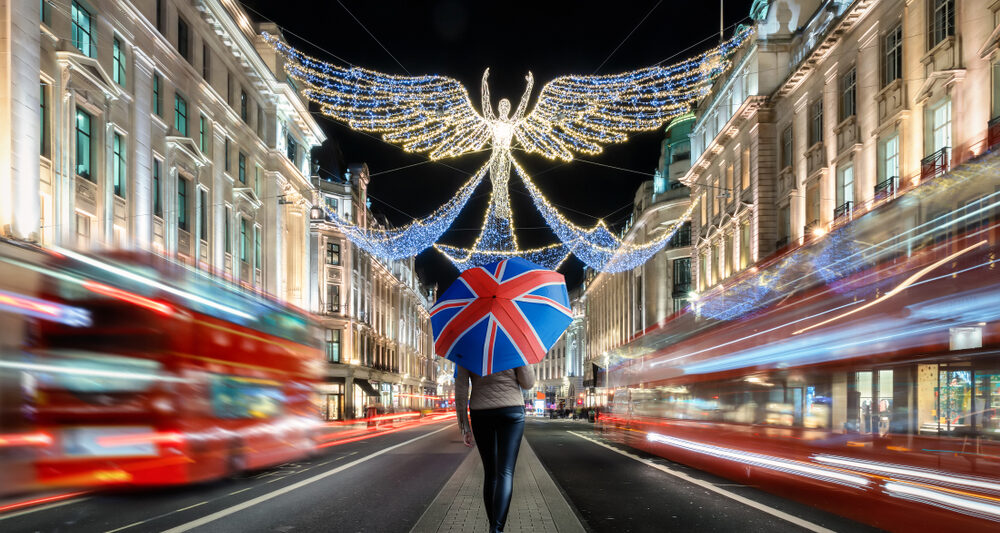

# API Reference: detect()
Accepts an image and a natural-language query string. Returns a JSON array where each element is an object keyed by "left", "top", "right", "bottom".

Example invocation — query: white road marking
[
  {"left": 104, "top": 501, "right": 208, "bottom": 533},
  {"left": 567, "top": 431, "right": 835, "bottom": 533},
  {"left": 0, "top": 497, "right": 90, "bottom": 521},
  {"left": 164, "top": 425, "right": 451, "bottom": 532},
  {"left": 227, "top": 487, "right": 254, "bottom": 496}
]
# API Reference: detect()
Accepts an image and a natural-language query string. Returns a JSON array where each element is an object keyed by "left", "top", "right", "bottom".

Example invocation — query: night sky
[{"left": 242, "top": 0, "right": 754, "bottom": 292}]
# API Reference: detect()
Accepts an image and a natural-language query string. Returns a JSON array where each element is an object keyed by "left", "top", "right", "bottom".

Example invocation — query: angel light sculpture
[{"left": 264, "top": 28, "right": 751, "bottom": 272}]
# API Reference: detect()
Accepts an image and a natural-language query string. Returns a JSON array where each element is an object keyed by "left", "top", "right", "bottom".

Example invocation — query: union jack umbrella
[{"left": 430, "top": 258, "right": 573, "bottom": 376}]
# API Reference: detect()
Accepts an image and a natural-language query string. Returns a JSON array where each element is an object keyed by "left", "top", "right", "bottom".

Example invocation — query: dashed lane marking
[
  {"left": 566, "top": 431, "right": 835, "bottom": 533},
  {"left": 163, "top": 426, "right": 451, "bottom": 533},
  {"left": 0, "top": 496, "right": 91, "bottom": 521},
  {"left": 104, "top": 501, "right": 208, "bottom": 533}
]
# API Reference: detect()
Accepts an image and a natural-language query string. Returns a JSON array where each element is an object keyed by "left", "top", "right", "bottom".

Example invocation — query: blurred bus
[
  {"left": 599, "top": 152, "right": 1000, "bottom": 530},
  {"left": 1, "top": 243, "right": 323, "bottom": 488}
]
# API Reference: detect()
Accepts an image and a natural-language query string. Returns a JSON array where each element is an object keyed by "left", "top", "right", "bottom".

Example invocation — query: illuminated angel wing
[
  {"left": 516, "top": 28, "right": 751, "bottom": 162},
  {"left": 265, "top": 34, "right": 489, "bottom": 160}
]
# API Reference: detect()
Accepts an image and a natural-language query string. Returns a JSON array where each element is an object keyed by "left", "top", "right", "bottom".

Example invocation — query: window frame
[
  {"left": 929, "top": 0, "right": 955, "bottom": 50},
  {"left": 326, "top": 242, "right": 341, "bottom": 265},
  {"left": 177, "top": 177, "right": 189, "bottom": 232},
  {"left": 75, "top": 108, "right": 93, "bottom": 181},
  {"left": 174, "top": 92, "right": 188, "bottom": 136},
  {"left": 238, "top": 151, "right": 247, "bottom": 184},
  {"left": 240, "top": 217, "right": 249, "bottom": 263},
  {"left": 153, "top": 158, "right": 163, "bottom": 217},
  {"left": 112, "top": 36, "right": 126, "bottom": 88},
  {"left": 199, "top": 114, "right": 208, "bottom": 153},
  {"left": 112, "top": 131, "right": 125, "bottom": 198},
  {"left": 883, "top": 24, "right": 903, "bottom": 87},
  {"left": 781, "top": 125, "right": 793, "bottom": 169},
  {"left": 199, "top": 188, "right": 208, "bottom": 241},
  {"left": 71, "top": 1, "right": 95, "bottom": 58},
  {"left": 153, "top": 73, "right": 162, "bottom": 117},
  {"left": 836, "top": 163, "right": 855, "bottom": 210},
  {"left": 840, "top": 67, "right": 857, "bottom": 121},
  {"left": 809, "top": 99, "right": 823, "bottom": 146},
  {"left": 177, "top": 17, "right": 191, "bottom": 62}
]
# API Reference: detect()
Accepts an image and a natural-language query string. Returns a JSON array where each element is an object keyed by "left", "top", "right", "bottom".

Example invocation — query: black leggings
[{"left": 470, "top": 406, "right": 525, "bottom": 532}]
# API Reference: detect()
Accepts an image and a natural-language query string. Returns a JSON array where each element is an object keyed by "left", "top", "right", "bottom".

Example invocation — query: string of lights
[
  {"left": 265, "top": 26, "right": 754, "bottom": 272},
  {"left": 320, "top": 162, "right": 489, "bottom": 259}
]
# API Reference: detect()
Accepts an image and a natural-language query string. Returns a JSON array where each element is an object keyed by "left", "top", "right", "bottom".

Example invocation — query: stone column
[
  {"left": 0, "top": 0, "right": 41, "bottom": 240},
  {"left": 131, "top": 50, "right": 154, "bottom": 249}
]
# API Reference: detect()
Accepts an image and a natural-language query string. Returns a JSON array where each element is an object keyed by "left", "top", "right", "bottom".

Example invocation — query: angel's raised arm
[
  {"left": 481, "top": 68, "right": 496, "bottom": 121},
  {"left": 513, "top": 72, "right": 534, "bottom": 121}
]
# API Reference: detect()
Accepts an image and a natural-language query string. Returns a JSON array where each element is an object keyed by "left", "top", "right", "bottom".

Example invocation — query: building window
[
  {"left": 840, "top": 67, "right": 856, "bottom": 120},
  {"left": 153, "top": 73, "right": 162, "bottom": 116},
  {"left": 255, "top": 166, "right": 261, "bottom": 196},
  {"left": 225, "top": 206, "right": 231, "bottom": 254},
  {"left": 76, "top": 213, "right": 90, "bottom": 248},
  {"left": 40, "top": 0, "right": 49, "bottom": 24},
  {"left": 835, "top": 164, "right": 854, "bottom": 214},
  {"left": 227, "top": 71, "right": 233, "bottom": 106},
  {"left": 254, "top": 225, "right": 261, "bottom": 268},
  {"left": 883, "top": 25, "right": 902, "bottom": 87},
  {"left": 286, "top": 134, "right": 298, "bottom": 163},
  {"left": 781, "top": 125, "right": 792, "bottom": 169},
  {"left": 327, "top": 285, "right": 341, "bottom": 314},
  {"left": 739, "top": 218, "right": 751, "bottom": 269},
  {"left": 240, "top": 90, "right": 248, "bottom": 122},
  {"left": 257, "top": 106, "right": 265, "bottom": 139},
  {"left": 112, "top": 132, "right": 125, "bottom": 198},
  {"left": 993, "top": 62, "right": 1000, "bottom": 120},
  {"left": 741, "top": 147, "right": 750, "bottom": 189},
  {"left": 155, "top": 0, "right": 164, "bottom": 32},
  {"left": 75, "top": 108, "right": 92, "bottom": 181},
  {"left": 929, "top": 0, "right": 954, "bottom": 49},
  {"left": 878, "top": 133, "right": 900, "bottom": 183},
  {"left": 712, "top": 243, "right": 722, "bottom": 284},
  {"left": 238, "top": 152, "right": 247, "bottom": 184},
  {"left": 809, "top": 99, "right": 823, "bottom": 146},
  {"left": 177, "top": 178, "right": 189, "bottom": 231},
  {"left": 224, "top": 137, "right": 231, "bottom": 172},
  {"left": 725, "top": 163, "right": 734, "bottom": 198},
  {"left": 669, "top": 221, "right": 691, "bottom": 248},
  {"left": 202, "top": 43, "right": 210, "bottom": 80},
  {"left": 699, "top": 192, "right": 707, "bottom": 229},
  {"left": 112, "top": 37, "right": 126, "bottom": 87},
  {"left": 153, "top": 158, "right": 162, "bottom": 217},
  {"left": 240, "top": 217, "right": 248, "bottom": 263},
  {"left": 326, "top": 329, "right": 341, "bottom": 362},
  {"left": 199, "top": 189, "right": 208, "bottom": 241},
  {"left": 326, "top": 242, "right": 341, "bottom": 265},
  {"left": 71, "top": 1, "right": 94, "bottom": 58},
  {"left": 778, "top": 205, "right": 790, "bottom": 245},
  {"left": 805, "top": 183, "right": 820, "bottom": 227},
  {"left": 195, "top": 115, "right": 205, "bottom": 153},
  {"left": 930, "top": 98, "right": 952, "bottom": 155},
  {"left": 39, "top": 83, "right": 48, "bottom": 157},
  {"left": 174, "top": 93, "right": 187, "bottom": 136},
  {"left": 325, "top": 195, "right": 339, "bottom": 213},
  {"left": 177, "top": 17, "right": 191, "bottom": 62},
  {"left": 724, "top": 233, "right": 734, "bottom": 277}
]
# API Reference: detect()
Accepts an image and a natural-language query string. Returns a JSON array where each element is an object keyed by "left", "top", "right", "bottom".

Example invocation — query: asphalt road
[
  {"left": 524, "top": 417, "right": 880, "bottom": 533},
  {"left": 0, "top": 419, "right": 468, "bottom": 533},
  {"left": 2, "top": 416, "right": 883, "bottom": 533}
]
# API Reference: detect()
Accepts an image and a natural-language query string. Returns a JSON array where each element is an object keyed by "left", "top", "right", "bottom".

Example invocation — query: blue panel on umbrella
[
  {"left": 523, "top": 284, "right": 570, "bottom": 307},
  {"left": 488, "top": 324, "right": 529, "bottom": 374},
  {"left": 430, "top": 306, "right": 464, "bottom": 336},
  {"left": 436, "top": 279, "right": 475, "bottom": 301},
  {"left": 512, "top": 300, "right": 573, "bottom": 349},
  {"left": 496, "top": 258, "right": 536, "bottom": 281},
  {"left": 445, "top": 315, "right": 491, "bottom": 364}
]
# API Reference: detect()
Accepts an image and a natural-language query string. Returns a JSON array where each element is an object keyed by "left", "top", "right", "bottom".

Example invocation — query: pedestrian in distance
[{"left": 455, "top": 364, "right": 536, "bottom": 533}]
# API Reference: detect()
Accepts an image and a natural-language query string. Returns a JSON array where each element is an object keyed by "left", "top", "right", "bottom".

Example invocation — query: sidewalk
[{"left": 411, "top": 438, "right": 585, "bottom": 533}]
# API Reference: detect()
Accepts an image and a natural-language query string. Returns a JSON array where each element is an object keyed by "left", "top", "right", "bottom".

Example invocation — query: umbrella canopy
[{"left": 430, "top": 257, "right": 573, "bottom": 376}]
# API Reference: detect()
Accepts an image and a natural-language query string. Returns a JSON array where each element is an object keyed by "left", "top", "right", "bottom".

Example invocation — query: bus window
[
  {"left": 210, "top": 375, "right": 284, "bottom": 419},
  {"left": 31, "top": 352, "right": 163, "bottom": 394}
]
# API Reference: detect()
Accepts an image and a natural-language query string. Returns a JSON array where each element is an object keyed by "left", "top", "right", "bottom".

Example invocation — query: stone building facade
[
  {"left": 581, "top": 115, "right": 695, "bottom": 401},
  {"left": 309, "top": 164, "right": 438, "bottom": 420},
  {"left": 685, "top": 0, "right": 1000, "bottom": 295},
  {"left": 0, "top": 0, "right": 324, "bottom": 306}
]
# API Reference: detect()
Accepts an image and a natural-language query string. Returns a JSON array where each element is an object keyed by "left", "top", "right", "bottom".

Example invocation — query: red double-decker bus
[{"left": 8, "top": 245, "right": 323, "bottom": 488}]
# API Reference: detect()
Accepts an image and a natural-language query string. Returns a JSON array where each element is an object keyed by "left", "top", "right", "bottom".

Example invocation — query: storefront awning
[{"left": 355, "top": 380, "right": 380, "bottom": 397}]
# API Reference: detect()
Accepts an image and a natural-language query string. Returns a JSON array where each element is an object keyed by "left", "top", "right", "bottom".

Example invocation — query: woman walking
[{"left": 455, "top": 364, "right": 536, "bottom": 533}]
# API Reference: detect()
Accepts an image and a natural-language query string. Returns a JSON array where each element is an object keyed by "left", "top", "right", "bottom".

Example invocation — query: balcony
[
  {"left": 777, "top": 166, "right": 795, "bottom": 198},
  {"left": 989, "top": 116, "right": 1000, "bottom": 151},
  {"left": 833, "top": 201, "right": 853, "bottom": 223},
  {"left": 920, "top": 147, "right": 949, "bottom": 182},
  {"left": 804, "top": 219, "right": 821, "bottom": 237},
  {"left": 873, "top": 176, "right": 899, "bottom": 202},
  {"left": 834, "top": 115, "right": 860, "bottom": 156},
  {"left": 775, "top": 236, "right": 790, "bottom": 249}
]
